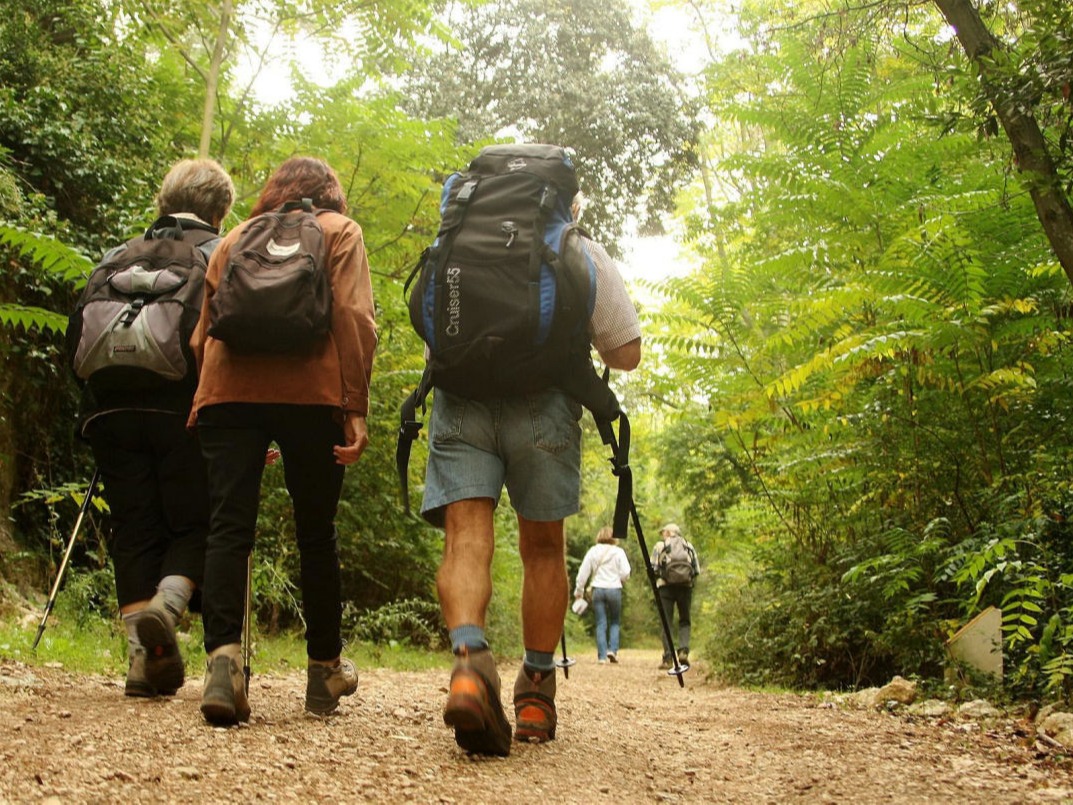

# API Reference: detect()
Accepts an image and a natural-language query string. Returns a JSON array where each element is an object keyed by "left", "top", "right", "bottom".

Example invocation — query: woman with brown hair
[{"left": 188, "top": 156, "right": 377, "bottom": 725}]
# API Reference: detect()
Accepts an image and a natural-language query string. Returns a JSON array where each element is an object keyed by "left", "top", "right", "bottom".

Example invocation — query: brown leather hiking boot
[
  {"left": 443, "top": 648, "right": 511, "bottom": 756},
  {"left": 513, "top": 665, "right": 557, "bottom": 743},
  {"left": 200, "top": 644, "right": 250, "bottom": 726},
  {"left": 125, "top": 647, "right": 179, "bottom": 698},
  {"left": 306, "top": 658, "right": 358, "bottom": 715},
  {"left": 134, "top": 605, "right": 185, "bottom": 694}
]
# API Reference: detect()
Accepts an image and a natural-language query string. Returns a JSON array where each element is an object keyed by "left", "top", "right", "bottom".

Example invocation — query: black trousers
[
  {"left": 658, "top": 583, "right": 693, "bottom": 658},
  {"left": 197, "top": 403, "right": 346, "bottom": 660},
  {"left": 87, "top": 411, "right": 209, "bottom": 608}
]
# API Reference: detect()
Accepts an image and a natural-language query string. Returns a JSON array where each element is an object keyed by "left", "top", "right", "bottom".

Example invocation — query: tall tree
[
  {"left": 124, "top": 0, "right": 450, "bottom": 160},
  {"left": 932, "top": 0, "right": 1073, "bottom": 283},
  {"left": 400, "top": 0, "right": 699, "bottom": 246}
]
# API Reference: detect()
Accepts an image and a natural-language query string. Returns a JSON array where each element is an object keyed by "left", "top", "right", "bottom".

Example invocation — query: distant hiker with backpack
[
  {"left": 402, "top": 144, "right": 641, "bottom": 756},
  {"left": 189, "top": 156, "right": 377, "bottom": 725},
  {"left": 651, "top": 523, "right": 700, "bottom": 669},
  {"left": 67, "top": 158, "right": 235, "bottom": 699},
  {"left": 573, "top": 526, "right": 632, "bottom": 664}
]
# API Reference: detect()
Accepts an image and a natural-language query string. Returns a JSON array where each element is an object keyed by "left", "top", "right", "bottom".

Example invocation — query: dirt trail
[{"left": 0, "top": 649, "right": 1071, "bottom": 803}]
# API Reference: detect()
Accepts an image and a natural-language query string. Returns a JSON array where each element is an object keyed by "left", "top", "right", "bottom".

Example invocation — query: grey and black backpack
[
  {"left": 67, "top": 216, "right": 218, "bottom": 392},
  {"left": 658, "top": 536, "right": 697, "bottom": 586}
]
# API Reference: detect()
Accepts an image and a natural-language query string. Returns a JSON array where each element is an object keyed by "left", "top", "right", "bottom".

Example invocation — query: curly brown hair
[{"left": 251, "top": 157, "right": 347, "bottom": 217}]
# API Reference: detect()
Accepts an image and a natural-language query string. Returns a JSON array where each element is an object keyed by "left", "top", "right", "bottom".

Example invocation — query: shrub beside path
[{"left": 1, "top": 649, "right": 1071, "bottom": 802}]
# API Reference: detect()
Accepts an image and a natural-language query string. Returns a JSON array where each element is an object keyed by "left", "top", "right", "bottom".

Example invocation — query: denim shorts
[{"left": 420, "top": 388, "right": 583, "bottom": 527}]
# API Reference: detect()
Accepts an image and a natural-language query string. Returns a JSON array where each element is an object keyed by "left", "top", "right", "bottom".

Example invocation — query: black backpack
[
  {"left": 397, "top": 144, "right": 628, "bottom": 520},
  {"left": 67, "top": 216, "right": 218, "bottom": 391},
  {"left": 207, "top": 199, "right": 332, "bottom": 353}
]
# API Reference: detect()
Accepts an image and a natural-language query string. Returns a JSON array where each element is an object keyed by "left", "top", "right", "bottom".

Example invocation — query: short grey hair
[{"left": 155, "top": 159, "right": 235, "bottom": 226}]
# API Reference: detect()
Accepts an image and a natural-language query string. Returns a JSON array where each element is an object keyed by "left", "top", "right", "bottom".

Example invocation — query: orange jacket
[{"left": 189, "top": 210, "right": 377, "bottom": 421}]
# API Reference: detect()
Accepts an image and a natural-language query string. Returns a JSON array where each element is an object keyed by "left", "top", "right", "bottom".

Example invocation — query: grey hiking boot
[
  {"left": 305, "top": 658, "right": 358, "bottom": 715},
  {"left": 200, "top": 644, "right": 250, "bottom": 726},
  {"left": 443, "top": 648, "right": 511, "bottom": 756},
  {"left": 513, "top": 665, "right": 557, "bottom": 743},
  {"left": 125, "top": 648, "right": 155, "bottom": 698},
  {"left": 134, "top": 604, "right": 184, "bottom": 694}
]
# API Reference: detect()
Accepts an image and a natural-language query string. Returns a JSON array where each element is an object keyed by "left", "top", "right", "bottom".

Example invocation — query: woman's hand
[{"left": 333, "top": 413, "right": 369, "bottom": 465}]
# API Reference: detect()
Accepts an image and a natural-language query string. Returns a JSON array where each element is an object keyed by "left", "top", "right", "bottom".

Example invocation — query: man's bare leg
[
  {"left": 438, "top": 497, "right": 512, "bottom": 756},
  {"left": 518, "top": 515, "right": 568, "bottom": 651},
  {"left": 437, "top": 498, "right": 496, "bottom": 630},
  {"left": 513, "top": 514, "right": 566, "bottom": 743}
]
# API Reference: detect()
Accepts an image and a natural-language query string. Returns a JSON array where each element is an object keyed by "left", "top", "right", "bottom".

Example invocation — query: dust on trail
[{"left": 0, "top": 649, "right": 1071, "bottom": 803}]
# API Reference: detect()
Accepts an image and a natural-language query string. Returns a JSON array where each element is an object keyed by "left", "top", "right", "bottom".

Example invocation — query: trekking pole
[
  {"left": 630, "top": 508, "right": 688, "bottom": 686},
  {"left": 599, "top": 412, "right": 688, "bottom": 686},
  {"left": 555, "top": 631, "right": 576, "bottom": 678},
  {"left": 32, "top": 469, "right": 101, "bottom": 651},
  {"left": 242, "top": 551, "right": 253, "bottom": 694}
]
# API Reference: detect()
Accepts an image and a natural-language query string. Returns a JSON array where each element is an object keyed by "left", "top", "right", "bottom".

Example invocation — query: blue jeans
[{"left": 592, "top": 587, "right": 622, "bottom": 660}]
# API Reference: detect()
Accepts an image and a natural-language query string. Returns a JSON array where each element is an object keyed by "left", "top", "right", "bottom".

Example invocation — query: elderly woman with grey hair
[{"left": 651, "top": 523, "right": 701, "bottom": 669}]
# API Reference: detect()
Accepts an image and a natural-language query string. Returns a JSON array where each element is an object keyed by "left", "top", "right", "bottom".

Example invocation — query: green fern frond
[
  {"left": 0, "top": 304, "right": 69, "bottom": 335},
  {"left": 0, "top": 224, "right": 93, "bottom": 282}
]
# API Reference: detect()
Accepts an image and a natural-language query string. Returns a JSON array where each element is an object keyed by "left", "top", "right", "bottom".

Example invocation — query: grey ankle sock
[
  {"left": 152, "top": 575, "right": 195, "bottom": 625},
  {"left": 523, "top": 649, "right": 555, "bottom": 676}
]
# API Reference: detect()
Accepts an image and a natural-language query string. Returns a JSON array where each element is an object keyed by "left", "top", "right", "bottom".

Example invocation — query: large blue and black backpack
[
  {"left": 398, "top": 144, "right": 630, "bottom": 523},
  {"left": 405, "top": 143, "right": 616, "bottom": 406}
]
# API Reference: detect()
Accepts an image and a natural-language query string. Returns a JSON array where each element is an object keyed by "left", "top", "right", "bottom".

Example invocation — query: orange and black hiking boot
[
  {"left": 513, "top": 665, "right": 557, "bottom": 743},
  {"left": 443, "top": 648, "right": 512, "bottom": 756}
]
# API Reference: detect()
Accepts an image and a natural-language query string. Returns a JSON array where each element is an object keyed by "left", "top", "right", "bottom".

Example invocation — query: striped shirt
[{"left": 584, "top": 238, "right": 641, "bottom": 354}]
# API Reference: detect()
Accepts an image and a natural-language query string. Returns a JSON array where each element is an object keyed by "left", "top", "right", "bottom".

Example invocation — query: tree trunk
[
  {"left": 198, "top": 0, "right": 233, "bottom": 158},
  {"left": 932, "top": 0, "right": 1073, "bottom": 285}
]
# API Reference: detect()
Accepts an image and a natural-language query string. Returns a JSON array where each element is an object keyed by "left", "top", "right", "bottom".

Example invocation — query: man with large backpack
[
  {"left": 403, "top": 144, "right": 641, "bottom": 756},
  {"left": 651, "top": 523, "right": 701, "bottom": 669},
  {"left": 66, "top": 159, "right": 234, "bottom": 698}
]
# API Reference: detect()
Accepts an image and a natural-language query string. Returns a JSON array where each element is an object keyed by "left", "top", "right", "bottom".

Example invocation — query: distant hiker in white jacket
[{"left": 574, "top": 526, "right": 632, "bottom": 663}]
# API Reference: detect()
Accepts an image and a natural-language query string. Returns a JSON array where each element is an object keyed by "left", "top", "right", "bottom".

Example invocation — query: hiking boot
[
  {"left": 443, "top": 648, "right": 511, "bottom": 756},
  {"left": 677, "top": 649, "right": 690, "bottom": 665},
  {"left": 306, "top": 658, "right": 358, "bottom": 715},
  {"left": 134, "top": 605, "right": 185, "bottom": 694},
  {"left": 607, "top": 651, "right": 618, "bottom": 664},
  {"left": 200, "top": 644, "right": 250, "bottom": 726},
  {"left": 659, "top": 655, "right": 674, "bottom": 670},
  {"left": 125, "top": 648, "right": 155, "bottom": 698},
  {"left": 513, "top": 665, "right": 557, "bottom": 743}
]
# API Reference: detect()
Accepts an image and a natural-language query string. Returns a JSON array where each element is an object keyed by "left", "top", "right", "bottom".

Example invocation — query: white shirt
[{"left": 574, "top": 543, "right": 632, "bottom": 594}]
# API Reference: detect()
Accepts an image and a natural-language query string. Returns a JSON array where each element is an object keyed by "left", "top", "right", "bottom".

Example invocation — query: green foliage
[
  {"left": 0, "top": 224, "right": 93, "bottom": 333},
  {"left": 658, "top": 0, "right": 1073, "bottom": 696},
  {"left": 347, "top": 597, "right": 444, "bottom": 649}
]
